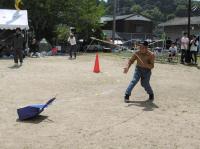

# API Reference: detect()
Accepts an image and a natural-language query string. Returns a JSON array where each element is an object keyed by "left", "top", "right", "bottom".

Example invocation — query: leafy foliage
[
  {"left": 105, "top": 0, "right": 200, "bottom": 24},
  {"left": 0, "top": 0, "right": 105, "bottom": 42},
  {"left": 55, "top": 25, "right": 70, "bottom": 42}
]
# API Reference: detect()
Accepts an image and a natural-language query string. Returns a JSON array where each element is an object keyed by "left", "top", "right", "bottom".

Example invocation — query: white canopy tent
[{"left": 0, "top": 9, "right": 29, "bottom": 30}]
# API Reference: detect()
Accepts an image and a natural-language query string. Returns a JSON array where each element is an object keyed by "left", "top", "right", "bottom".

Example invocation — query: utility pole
[
  {"left": 186, "top": 0, "right": 192, "bottom": 63},
  {"left": 112, "top": 0, "right": 117, "bottom": 43},
  {"left": 188, "top": 0, "right": 191, "bottom": 38},
  {"left": 117, "top": 0, "right": 120, "bottom": 14}
]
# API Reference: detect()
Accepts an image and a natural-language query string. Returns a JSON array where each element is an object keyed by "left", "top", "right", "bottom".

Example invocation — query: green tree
[
  {"left": 55, "top": 25, "right": 70, "bottom": 42},
  {"left": 131, "top": 4, "right": 142, "bottom": 14},
  {"left": 0, "top": 0, "right": 14, "bottom": 9},
  {"left": 141, "top": 7, "right": 164, "bottom": 23},
  {"left": 175, "top": 5, "right": 188, "bottom": 17},
  {"left": 22, "top": 0, "right": 57, "bottom": 41},
  {"left": 57, "top": 0, "right": 105, "bottom": 39},
  {"left": 104, "top": 0, "right": 200, "bottom": 22},
  {"left": 167, "top": 14, "right": 176, "bottom": 20}
]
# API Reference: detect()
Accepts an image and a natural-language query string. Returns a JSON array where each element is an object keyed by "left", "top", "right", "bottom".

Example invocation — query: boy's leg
[
  {"left": 190, "top": 51, "right": 194, "bottom": 62},
  {"left": 181, "top": 49, "right": 185, "bottom": 63},
  {"left": 194, "top": 52, "right": 197, "bottom": 64},
  {"left": 168, "top": 53, "right": 172, "bottom": 62},
  {"left": 125, "top": 67, "right": 141, "bottom": 97},
  {"left": 18, "top": 49, "right": 23, "bottom": 64},
  {"left": 69, "top": 46, "right": 72, "bottom": 58},
  {"left": 73, "top": 45, "right": 77, "bottom": 59},
  {"left": 14, "top": 49, "right": 18, "bottom": 65},
  {"left": 141, "top": 70, "right": 154, "bottom": 100}
]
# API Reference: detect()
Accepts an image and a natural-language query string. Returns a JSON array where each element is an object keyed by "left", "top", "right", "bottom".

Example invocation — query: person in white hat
[{"left": 68, "top": 33, "right": 77, "bottom": 59}]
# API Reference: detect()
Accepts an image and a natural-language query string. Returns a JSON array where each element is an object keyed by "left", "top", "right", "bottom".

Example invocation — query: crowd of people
[
  {"left": 0, "top": 28, "right": 78, "bottom": 67},
  {"left": 167, "top": 32, "right": 199, "bottom": 65},
  {"left": 1, "top": 27, "right": 199, "bottom": 67}
]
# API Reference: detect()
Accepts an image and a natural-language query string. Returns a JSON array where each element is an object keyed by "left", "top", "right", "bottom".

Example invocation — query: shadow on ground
[
  {"left": 16, "top": 115, "right": 54, "bottom": 124},
  {"left": 182, "top": 63, "right": 200, "bottom": 69},
  {"left": 8, "top": 65, "right": 21, "bottom": 69},
  {"left": 127, "top": 100, "right": 159, "bottom": 111}
]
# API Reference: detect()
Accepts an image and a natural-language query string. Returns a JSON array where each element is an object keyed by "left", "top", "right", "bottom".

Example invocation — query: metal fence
[{"left": 114, "top": 32, "right": 153, "bottom": 48}]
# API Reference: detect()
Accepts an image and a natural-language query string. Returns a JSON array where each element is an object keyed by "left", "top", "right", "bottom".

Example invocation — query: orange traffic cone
[{"left": 93, "top": 53, "right": 100, "bottom": 73}]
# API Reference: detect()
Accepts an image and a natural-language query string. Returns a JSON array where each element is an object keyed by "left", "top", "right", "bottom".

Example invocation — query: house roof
[
  {"left": 115, "top": 14, "right": 134, "bottom": 20},
  {"left": 100, "top": 16, "right": 113, "bottom": 23},
  {"left": 101, "top": 14, "right": 151, "bottom": 23},
  {"left": 159, "top": 16, "right": 200, "bottom": 27},
  {"left": 125, "top": 15, "right": 151, "bottom": 21}
]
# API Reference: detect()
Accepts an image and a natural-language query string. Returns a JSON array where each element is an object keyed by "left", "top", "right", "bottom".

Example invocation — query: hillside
[{"left": 103, "top": 0, "right": 200, "bottom": 23}]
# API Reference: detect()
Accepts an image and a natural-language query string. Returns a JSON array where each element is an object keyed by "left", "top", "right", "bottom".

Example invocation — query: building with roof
[
  {"left": 159, "top": 16, "right": 200, "bottom": 40},
  {"left": 101, "top": 14, "right": 153, "bottom": 40}
]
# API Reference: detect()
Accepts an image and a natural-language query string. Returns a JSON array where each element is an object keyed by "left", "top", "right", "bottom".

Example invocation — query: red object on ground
[
  {"left": 52, "top": 48, "right": 58, "bottom": 55},
  {"left": 93, "top": 53, "right": 100, "bottom": 73}
]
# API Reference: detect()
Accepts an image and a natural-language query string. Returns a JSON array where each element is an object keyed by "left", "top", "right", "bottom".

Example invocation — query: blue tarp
[{"left": 17, "top": 97, "right": 56, "bottom": 121}]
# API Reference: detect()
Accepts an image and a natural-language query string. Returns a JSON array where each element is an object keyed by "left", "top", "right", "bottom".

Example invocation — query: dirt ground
[{"left": 0, "top": 53, "right": 200, "bottom": 149}]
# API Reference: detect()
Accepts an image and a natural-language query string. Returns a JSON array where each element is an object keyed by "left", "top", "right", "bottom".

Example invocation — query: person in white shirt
[
  {"left": 190, "top": 35, "right": 199, "bottom": 65},
  {"left": 68, "top": 33, "right": 77, "bottom": 59},
  {"left": 180, "top": 32, "right": 189, "bottom": 64},
  {"left": 168, "top": 43, "right": 177, "bottom": 62}
]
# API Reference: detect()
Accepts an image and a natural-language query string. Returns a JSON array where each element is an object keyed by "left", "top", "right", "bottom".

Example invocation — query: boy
[
  {"left": 12, "top": 28, "right": 24, "bottom": 66},
  {"left": 68, "top": 33, "right": 77, "bottom": 59},
  {"left": 124, "top": 41, "right": 155, "bottom": 103},
  {"left": 180, "top": 32, "right": 189, "bottom": 64}
]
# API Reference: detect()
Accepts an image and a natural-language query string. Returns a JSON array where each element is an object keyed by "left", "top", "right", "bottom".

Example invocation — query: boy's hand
[{"left": 123, "top": 67, "right": 129, "bottom": 74}]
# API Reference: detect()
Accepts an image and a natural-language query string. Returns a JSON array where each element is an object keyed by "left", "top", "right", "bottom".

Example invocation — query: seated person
[
  {"left": 30, "top": 38, "right": 40, "bottom": 57},
  {"left": 0, "top": 46, "right": 12, "bottom": 58},
  {"left": 168, "top": 43, "right": 177, "bottom": 62}
]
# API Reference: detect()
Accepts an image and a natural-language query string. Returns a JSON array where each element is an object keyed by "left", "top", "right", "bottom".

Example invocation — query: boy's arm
[
  {"left": 145, "top": 53, "right": 155, "bottom": 69},
  {"left": 124, "top": 54, "right": 136, "bottom": 73}
]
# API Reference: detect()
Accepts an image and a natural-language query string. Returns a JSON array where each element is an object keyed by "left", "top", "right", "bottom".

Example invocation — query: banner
[{"left": 15, "top": 0, "right": 22, "bottom": 10}]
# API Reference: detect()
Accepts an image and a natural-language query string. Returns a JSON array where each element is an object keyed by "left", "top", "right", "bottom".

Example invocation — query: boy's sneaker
[
  {"left": 148, "top": 94, "right": 154, "bottom": 102},
  {"left": 124, "top": 94, "right": 130, "bottom": 103}
]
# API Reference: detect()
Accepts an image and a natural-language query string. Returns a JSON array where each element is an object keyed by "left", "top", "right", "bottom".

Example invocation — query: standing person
[
  {"left": 68, "top": 33, "right": 77, "bottom": 59},
  {"left": 12, "top": 28, "right": 24, "bottom": 67},
  {"left": 190, "top": 35, "right": 198, "bottom": 65},
  {"left": 124, "top": 41, "right": 155, "bottom": 103},
  {"left": 180, "top": 32, "right": 189, "bottom": 64}
]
